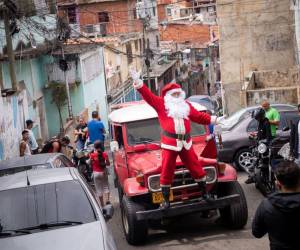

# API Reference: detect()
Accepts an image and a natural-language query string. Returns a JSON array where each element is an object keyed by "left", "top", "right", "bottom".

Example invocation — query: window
[
  {"left": 133, "top": 9, "right": 137, "bottom": 19},
  {"left": 126, "top": 43, "right": 133, "bottom": 64},
  {"left": 114, "top": 125, "right": 124, "bottom": 147},
  {"left": 98, "top": 12, "right": 109, "bottom": 23},
  {"left": 247, "top": 119, "right": 258, "bottom": 133},
  {"left": 153, "top": 7, "right": 156, "bottom": 16},
  {"left": 167, "top": 8, "right": 171, "bottom": 16},
  {"left": 134, "top": 40, "right": 139, "bottom": 51},
  {"left": 0, "top": 180, "right": 96, "bottom": 233},
  {"left": 67, "top": 6, "right": 77, "bottom": 24},
  {"left": 156, "top": 35, "right": 159, "bottom": 48},
  {"left": 82, "top": 53, "right": 103, "bottom": 82}
]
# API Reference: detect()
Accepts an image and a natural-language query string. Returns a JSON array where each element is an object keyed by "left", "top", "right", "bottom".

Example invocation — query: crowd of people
[
  {"left": 18, "top": 110, "right": 110, "bottom": 206},
  {"left": 17, "top": 95, "right": 300, "bottom": 249}
]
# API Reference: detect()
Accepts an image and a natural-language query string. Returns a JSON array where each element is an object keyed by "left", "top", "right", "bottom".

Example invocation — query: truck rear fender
[{"left": 123, "top": 177, "right": 149, "bottom": 197}]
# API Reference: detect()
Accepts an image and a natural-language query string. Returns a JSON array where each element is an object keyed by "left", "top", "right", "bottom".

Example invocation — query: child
[{"left": 90, "top": 140, "right": 110, "bottom": 207}]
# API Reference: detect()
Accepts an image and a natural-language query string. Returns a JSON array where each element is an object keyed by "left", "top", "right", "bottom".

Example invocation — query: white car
[{"left": 0, "top": 168, "right": 116, "bottom": 250}]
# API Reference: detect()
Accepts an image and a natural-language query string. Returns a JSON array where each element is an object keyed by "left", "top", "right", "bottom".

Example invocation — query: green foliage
[
  {"left": 48, "top": 81, "right": 67, "bottom": 107},
  {"left": 47, "top": 81, "right": 67, "bottom": 135}
]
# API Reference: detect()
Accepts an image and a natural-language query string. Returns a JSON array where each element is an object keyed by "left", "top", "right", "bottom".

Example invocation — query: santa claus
[{"left": 131, "top": 70, "right": 217, "bottom": 208}]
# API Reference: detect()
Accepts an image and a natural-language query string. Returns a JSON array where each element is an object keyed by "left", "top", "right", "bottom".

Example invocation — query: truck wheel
[
  {"left": 117, "top": 181, "right": 124, "bottom": 205},
  {"left": 218, "top": 181, "right": 248, "bottom": 229},
  {"left": 121, "top": 196, "right": 148, "bottom": 245}
]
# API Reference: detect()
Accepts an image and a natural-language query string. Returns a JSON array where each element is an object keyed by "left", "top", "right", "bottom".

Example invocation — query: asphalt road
[{"left": 106, "top": 172, "right": 269, "bottom": 250}]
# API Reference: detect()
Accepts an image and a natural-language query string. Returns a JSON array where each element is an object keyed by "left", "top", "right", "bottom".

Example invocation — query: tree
[{"left": 48, "top": 81, "right": 67, "bottom": 135}]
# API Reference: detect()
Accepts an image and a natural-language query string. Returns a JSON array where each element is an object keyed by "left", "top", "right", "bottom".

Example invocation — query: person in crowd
[
  {"left": 90, "top": 140, "right": 110, "bottom": 207},
  {"left": 20, "top": 130, "right": 31, "bottom": 156},
  {"left": 289, "top": 104, "right": 300, "bottom": 164},
  {"left": 86, "top": 111, "right": 105, "bottom": 149},
  {"left": 245, "top": 108, "right": 272, "bottom": 184},
  {"left": 26, "top": 119, "right": 39, "bottom": 154},
  {"left": 40, "top": 136, "right": 70, "bottom": 153},
  {"left": 74, "top": 117, "right": 87, "bottom": 150},
  {"left": 252, "top": 161, "right": 300, "bottom": 250},
  {"left": 261, "top": 100, "right": 280, "bottom": 138}
]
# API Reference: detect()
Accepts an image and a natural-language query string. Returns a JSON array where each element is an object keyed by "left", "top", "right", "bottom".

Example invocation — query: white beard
[{"left": 164, "top": 91, "right": 190, "bottom": 119}]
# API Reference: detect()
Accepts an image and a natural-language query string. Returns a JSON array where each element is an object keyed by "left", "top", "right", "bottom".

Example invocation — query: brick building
[{"left": 58, "top": 0, "right": 143, "bottom": 35}]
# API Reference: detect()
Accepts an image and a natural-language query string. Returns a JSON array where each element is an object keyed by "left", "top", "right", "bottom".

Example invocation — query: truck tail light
[
  {"left": 136, "top": 173, "right": 145, "bottom": 186},
  {"left": 217, "top": 162, "right": 226, "bottom": 175}
]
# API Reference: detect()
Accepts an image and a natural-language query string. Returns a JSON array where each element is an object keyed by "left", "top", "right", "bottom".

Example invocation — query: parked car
[
  {"left": 0, "top": 153, "right": 74, "bottom": 177},
  {"left": 187, "top": 95, "right": 220, "bottom": 115},
  {"left": 0, "top": 167, "right": 116, "bottom": 250},
  {"left": 218, "top": 110, "right": 299, "bottom": 171},
  {"left": 109, "top": 101, "right": 248, "bottom": 245},
  {"left": 219, "top": 104, "right": 296, "bottom": 131}
]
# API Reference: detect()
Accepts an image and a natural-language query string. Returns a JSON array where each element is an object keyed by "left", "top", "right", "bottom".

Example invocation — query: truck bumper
[{"left": 136, "top": 194, "right": 240, "bottom": 221}]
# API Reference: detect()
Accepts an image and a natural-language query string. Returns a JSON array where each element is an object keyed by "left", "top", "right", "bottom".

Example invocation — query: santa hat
[{"left": 161, "top": 83, "right": 182, "bottom": 97}]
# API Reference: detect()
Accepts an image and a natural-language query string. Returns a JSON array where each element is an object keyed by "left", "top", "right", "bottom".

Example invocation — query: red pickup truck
[{"left": 109, "top": 101, "right": 248, "bottom": 245}]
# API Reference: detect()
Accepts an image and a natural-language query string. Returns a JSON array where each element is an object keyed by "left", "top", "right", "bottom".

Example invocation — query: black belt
[{"left": 162, "top": 130, "right": 190, "bottom": 140}]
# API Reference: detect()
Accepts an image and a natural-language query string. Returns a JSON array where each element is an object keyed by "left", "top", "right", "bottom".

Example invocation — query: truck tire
[
  {"left": 117, "top": 181, "right": 124, "bottom": 205},
  {"left": 218, "top": 181, "right": 248, "bottom": 229},
  {"left": 121, "top": 196, "right": 148, "bottom": 245}
]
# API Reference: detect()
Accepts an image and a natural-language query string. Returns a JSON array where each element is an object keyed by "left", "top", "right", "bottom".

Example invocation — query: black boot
[
  {"left": 161, "top": 186, "right": 170, "bottom": 209},
  {"left": 197, "top": 181, "right": 213, "bottom": 202}
]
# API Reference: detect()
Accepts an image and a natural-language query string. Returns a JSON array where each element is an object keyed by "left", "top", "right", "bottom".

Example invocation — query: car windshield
[
  {"left": 222, "top": 109, "right": 251, "bottom": 129},
  {"left": 0, "top": 164, "right": 51, "bottom": 177},
  {"left": 126, "top": 118, "right": 206, "bottom": 145},
  {"left": 0, "top": 180, "right": 96, "bottom": 235},
  {"left": 188, "top": 97, "right": 214, "bottom": 110}
]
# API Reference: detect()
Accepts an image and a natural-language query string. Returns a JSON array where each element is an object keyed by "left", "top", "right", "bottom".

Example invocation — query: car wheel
[
  {"left": 234, "top": 149, "right": 254, "bottom": 171},
  {"left": 218, "top": 181, "right": 248, "bottom": 229},
  {"left": 121, "top": 196, "right": 148, "bottom": 245}
]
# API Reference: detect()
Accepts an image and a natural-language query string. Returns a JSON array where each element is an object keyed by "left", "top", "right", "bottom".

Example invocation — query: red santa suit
[{"left": 134, "top": 82, "right": 216, "bottom": 187}]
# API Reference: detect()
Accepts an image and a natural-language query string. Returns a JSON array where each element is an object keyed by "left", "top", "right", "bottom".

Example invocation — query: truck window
[{"left": 114, "top": 125, "right": 124, "bottom": 147}]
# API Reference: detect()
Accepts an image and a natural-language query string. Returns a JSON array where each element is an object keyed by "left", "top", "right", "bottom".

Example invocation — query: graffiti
[{"left": 265, "top": 34, "right": 291, "bottom": 51}]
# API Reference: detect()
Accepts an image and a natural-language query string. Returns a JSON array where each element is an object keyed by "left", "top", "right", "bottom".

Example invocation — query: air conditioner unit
[
  {"left": 84, "top": 25, "right": 94, "bottom": 33},
  {"left": 136, "top": 1, "right": 146, "bottom": 19},
  {"left": 94, "top": 24, "right": 100, "bottom": 32},
  {"left": 69, "top": 24, "right": 80, "bottom": 38}
]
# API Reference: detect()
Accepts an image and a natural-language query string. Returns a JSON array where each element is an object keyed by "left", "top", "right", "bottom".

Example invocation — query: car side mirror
[
  {"left": 282, "top": 126, "right": 290, "bottom": 132},
  {"left": 102, "top": 203, "right": 114, "bottom": 221},
  {"left": 110, "top": 141, "right": 119, "bottom": 152}
]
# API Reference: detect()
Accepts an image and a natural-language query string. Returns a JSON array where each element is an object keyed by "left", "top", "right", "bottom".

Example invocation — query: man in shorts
[{"left": 90, "top": 140, "right": 110, "bottom": 207}]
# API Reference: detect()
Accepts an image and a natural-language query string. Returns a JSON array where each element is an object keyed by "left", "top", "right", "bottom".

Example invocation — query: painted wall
[
  {"left": 217, "top": 0, "right": 296, "bottom": 114},
  {"left": 80, "top": 48, "right": 109, "bottom": 129}
]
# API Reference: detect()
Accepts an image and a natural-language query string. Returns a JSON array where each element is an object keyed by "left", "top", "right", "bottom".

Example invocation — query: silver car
[
  {"left": 0, "top": 168, "right": 116, "bottom": 250},
  {"left": 218, "top": 110, "right": 298, "bottom": 171}
]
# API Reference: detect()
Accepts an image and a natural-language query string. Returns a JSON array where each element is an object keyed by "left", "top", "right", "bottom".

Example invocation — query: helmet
[
  {"left": 253, "top": 108, "right": 265, "bottom": 121},
  {"left": 61, "top": 135, "right": 70, "bottom": 144}
]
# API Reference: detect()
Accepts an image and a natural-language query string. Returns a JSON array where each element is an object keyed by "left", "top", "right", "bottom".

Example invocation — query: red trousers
[{"left": 160, "top": 146, "right": 206, "bottom": 186}]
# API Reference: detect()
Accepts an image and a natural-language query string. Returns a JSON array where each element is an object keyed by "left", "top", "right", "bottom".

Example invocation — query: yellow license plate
[{"left": 152, "top": 190, "right": 174, "bottom": 204}]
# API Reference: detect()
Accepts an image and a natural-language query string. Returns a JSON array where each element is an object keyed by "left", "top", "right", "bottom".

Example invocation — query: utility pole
[
  {"left": 3, "top": 6, "right": 18, "bottom": 91},
  {"left": 61, "top": 46, "right": 73, "bottom": 119},
  {"left": 142, "top": 17, "right": 151, "bottom": 89}
]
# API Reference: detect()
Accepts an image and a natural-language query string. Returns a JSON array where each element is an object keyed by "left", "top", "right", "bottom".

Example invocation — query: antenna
[{"left": 26, "top": 170, "right": 30, "bottom": 186}]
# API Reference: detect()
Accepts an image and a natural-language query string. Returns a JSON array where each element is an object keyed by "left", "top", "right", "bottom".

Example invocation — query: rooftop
[
  {"left": 146, "top": 60, "right": 177, "bottom": 78},
  {"left": 109, "top": 100, "right": 207, "bottom": 123}
]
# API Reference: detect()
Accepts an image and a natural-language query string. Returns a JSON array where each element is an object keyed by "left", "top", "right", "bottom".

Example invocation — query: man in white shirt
[{"left": 26, "top": 119, "right": 39, "bottom": 154}]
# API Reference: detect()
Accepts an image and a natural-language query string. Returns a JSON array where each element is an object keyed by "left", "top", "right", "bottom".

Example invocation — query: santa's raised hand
[{"left": 130, "top": 68, "right": 143, "bottom": 89}]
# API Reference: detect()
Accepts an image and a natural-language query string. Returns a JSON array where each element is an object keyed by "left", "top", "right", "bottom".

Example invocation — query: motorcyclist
[{"left": 245, "top": 108, "right": 272, "bottom": 184}]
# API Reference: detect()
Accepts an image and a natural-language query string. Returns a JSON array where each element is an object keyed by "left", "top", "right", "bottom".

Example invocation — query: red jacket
[{"left": 137, "top": 84, "right": 213, "bottom": 151}]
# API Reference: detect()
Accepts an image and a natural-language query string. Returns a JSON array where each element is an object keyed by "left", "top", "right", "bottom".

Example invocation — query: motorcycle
[
  {"left": 72, "top": 144, "right": 94, "bottom": 183},
  {"left": 248, "top": 137, "right": 278, "bottom": 196}
]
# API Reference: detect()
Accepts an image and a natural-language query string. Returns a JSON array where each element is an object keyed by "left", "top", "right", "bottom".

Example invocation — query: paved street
[{"left": 107, "top": 172, "right": 269, "bottom": 250}]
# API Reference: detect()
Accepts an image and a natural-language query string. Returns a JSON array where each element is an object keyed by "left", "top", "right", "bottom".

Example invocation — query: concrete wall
[
  {"left": 217, "top": 0, "right": 296, "bottom": 114},
  {"left": 80, "top": 48, "right": 109, "bottom": 130}
]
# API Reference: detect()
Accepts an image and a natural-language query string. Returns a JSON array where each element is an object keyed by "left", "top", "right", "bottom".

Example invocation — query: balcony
[{"left": 69, "top": 23, "right": 108, "bottom": 38}]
